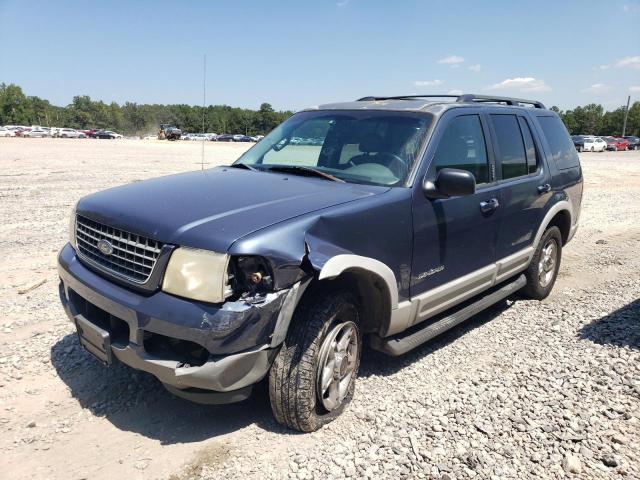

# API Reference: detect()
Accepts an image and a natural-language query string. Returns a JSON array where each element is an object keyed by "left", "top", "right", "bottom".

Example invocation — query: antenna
[{"left": 200, "top": 53, "right": 207, "bottom": 170}]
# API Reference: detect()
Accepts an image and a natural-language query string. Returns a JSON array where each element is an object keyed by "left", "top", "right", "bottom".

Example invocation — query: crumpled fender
[{"left": 305, "top": 229, "right": 400, "bottom": 310}]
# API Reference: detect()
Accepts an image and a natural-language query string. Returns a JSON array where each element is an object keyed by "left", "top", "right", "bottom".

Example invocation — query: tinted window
[
  {"left": 431, "top": 115, "right": 489, "bottom": 184},
  {"left": 537, "top": 115, "right": 580, "bottom": 169},
  {"left": 491, "top": 114, "right": 527, "bottom": 179},
  {"left": 518, "top": 117, "right": 538, "bottom": 174}
]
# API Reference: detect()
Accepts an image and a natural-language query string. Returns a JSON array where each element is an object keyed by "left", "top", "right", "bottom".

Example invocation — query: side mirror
[{"left": 423, "top": 168, "right": 476, "bottom": 199}]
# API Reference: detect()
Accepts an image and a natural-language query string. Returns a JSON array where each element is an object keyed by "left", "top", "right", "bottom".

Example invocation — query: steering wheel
[{"left": 375, "top": 153, "right": 407, "bottom": 178}]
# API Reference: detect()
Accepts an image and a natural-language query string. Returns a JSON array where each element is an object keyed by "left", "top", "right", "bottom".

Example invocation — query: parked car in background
[
  {"left": 623, "top": 136, "right": 639, "bottom": 150},
  {"left": 602, "top": 136, "right": 628, "bottom": 151},
  {"left": 142, "top": 134, "right": 157, "bottom": 140},
  {"left": 58, "top": 128, "right": 84, "bottom": 138},
  {"left": 613, "top": 137, "right": 630, "bottom": 151},
  {"left": 0, "top": 127, "right": 16, "bottom": 137},
  {"left": 23, "top": 128, "right": 51, "bottom": 138},
  {"left": 216, "top": 133, "right": 235, "bottom": 142},
  {"left": 91, "top": 130, "right": 122, "bottom": 139},
  {"left": 582, "top": 137, "right": 607, "bottom": 152},
  {"left": 80, "top": 129, "right": 98, "bottom": 138},
  {"left": 571, "top": 135, "right": 585, "bottom": 152},
  {"left": 235, "top": 135, "right": 254, "bottom": 142}
]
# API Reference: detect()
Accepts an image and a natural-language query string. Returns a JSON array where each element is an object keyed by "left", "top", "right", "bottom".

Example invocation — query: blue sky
[{"left": 1, "top": 0, "right": 639, "bottom": 111}]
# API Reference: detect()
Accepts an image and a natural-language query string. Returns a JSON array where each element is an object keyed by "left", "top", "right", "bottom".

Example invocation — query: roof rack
[
  {"left": 356, "top": 94, "right": 546, "bottom": 109},
  {"left": 357, "top": 95, "right": 460, "bottom": 102},
  {"left": 456, "top": 94, "right": 545, "bottom": 109}
]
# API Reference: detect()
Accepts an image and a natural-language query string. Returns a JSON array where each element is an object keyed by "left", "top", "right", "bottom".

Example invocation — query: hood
[{"left": 77, "top": 167, "right": 387, "bottom": 252}]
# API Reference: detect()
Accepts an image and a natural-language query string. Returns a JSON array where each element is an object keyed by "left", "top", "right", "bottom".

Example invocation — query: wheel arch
[
  {"left": 534, "top": 200, "right": 572, "bottom": 248},
  {"left": 316, "top": 255, "right": 398, "bottom": 335}
]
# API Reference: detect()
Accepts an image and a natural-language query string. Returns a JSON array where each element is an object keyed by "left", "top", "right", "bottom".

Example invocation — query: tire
[
  {"left": 590, "top": 147, "right": 594, "bottom": 152},
  {"left": 269, "top": 290, "right": 362, "bottom": 432},
  {"left": 521, "top": 226, "right": 562, "bottom": 300}
]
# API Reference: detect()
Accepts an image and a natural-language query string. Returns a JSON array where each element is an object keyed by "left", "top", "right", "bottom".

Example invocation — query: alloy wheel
[
  {"left": 316, "top": 321, "right": 359, "bottom": 412},
  {"left": 538, "top": 239, "right": 558, "bottom": 288}
]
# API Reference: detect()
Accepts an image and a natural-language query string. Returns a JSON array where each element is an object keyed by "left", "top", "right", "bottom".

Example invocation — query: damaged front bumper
[{"left": 57, "top": 243, "right": 297, "bottom": 404}]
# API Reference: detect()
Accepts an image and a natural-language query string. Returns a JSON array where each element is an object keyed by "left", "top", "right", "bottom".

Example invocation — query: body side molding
[{"left": 386, "top": 246, "right": 534, "bottom": 337}]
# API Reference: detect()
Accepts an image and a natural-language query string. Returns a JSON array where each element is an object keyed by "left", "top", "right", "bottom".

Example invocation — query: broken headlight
[
  {"left": 229, "top": 256, "right": 274, "bottom": 297},
  {"left": 162, "top": 247, "right": 232, "bottom": 303}
]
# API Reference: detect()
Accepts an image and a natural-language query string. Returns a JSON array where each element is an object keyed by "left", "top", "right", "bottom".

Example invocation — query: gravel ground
[{"left": 0, "top": 138, "right": 638, "bottom": 480}]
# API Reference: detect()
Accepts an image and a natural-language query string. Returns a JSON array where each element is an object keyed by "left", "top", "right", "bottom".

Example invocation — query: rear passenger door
[{"left": 486, "top": 111, "right": 549, "bottom": 261}]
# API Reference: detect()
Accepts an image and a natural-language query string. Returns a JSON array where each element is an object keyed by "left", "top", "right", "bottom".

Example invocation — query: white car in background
[
  {"left": 583, "top": 137, "right": 607, "bottom": 152},
  {"left": 0, "top": 127, "right": 16, "bottom": 137},
  {"left": 23, "top": 128, "right": 51, "bottom": 138},
  {"left": 58, "top": 128, "right": 84, "bottom": 138}
]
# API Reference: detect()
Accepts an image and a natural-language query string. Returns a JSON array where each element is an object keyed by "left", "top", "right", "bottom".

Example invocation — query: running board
[{"left": 370, "top": 274, "right": 526, "bottom": 356}]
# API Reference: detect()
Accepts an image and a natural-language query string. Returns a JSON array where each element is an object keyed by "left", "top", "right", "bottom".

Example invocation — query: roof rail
[
  {"left": 357, "top": 95, "right": 460, "bottom": 102},
  {"left": 456, "top": 94, "right": 545, "bottom": 109},
  {"left": 357, "top": 94, "right": 546, "bottom": 109}
]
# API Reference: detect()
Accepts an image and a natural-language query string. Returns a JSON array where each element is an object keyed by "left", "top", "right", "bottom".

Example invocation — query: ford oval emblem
[{"left": 97, "top": 239, "right": 114, "bottom": 256}]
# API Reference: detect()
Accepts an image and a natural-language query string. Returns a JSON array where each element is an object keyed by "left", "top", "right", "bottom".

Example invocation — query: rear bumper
[{"left": 57, "top": 243, "right": 287, "bottom": 403}]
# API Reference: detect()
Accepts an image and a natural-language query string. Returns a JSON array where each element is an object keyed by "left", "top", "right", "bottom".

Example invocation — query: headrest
[{"left": 359, "top": 133, "right": 385, "bottom": 153}]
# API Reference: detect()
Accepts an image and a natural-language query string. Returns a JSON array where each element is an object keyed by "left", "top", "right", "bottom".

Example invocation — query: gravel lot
[{"left": 0, "top": 138, "right": 638, "bottom": 480}]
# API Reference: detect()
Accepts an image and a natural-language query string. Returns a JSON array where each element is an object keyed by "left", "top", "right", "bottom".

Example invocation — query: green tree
[{"left": 0, "top": 83, "right": 33, "bottom": 124}]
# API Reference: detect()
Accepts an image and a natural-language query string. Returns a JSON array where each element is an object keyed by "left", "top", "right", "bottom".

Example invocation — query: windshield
[{"left": 234, "top": 110, "right": 432, "bottom": 186}]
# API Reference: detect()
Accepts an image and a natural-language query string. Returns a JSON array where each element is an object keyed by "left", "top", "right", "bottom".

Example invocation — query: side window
[
  {"left": 537, "top": 115, "right": 580, "bottom": 170},
  {"left": 518, "top": 117, "right": 538, "bottom": 174},
  {"left": 431, "top": 115, "right": 489, "bottom": 184},
  {"left": 490, "top": 114, "right": 527, "bottom": 179}
]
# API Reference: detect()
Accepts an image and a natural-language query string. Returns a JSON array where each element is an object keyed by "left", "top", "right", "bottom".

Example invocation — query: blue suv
[{"left": 58, "top": 94, "right": 583, "bottom": 432}]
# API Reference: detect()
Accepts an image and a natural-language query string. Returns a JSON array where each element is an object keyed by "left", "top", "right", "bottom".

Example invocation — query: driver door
[{"left": 410, "top": 111, "right": 501, "bottom": 324}]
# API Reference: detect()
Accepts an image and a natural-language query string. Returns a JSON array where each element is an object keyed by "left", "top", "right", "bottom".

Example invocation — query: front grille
[{"left": 75, "top": 215, "right": 163, "bottom": 283}]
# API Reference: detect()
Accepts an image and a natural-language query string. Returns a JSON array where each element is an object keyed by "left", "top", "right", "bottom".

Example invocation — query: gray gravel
[{"left": 0, "top": 140, "right": 638, "bottom": 479}]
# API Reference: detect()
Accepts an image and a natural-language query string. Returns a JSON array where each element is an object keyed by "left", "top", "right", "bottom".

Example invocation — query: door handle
[
  {"left": 537, "top": 183, "right": 551, "bottom": 194},
  {"left": 479, "top": 198, "right": 500, "bottom": 214}
]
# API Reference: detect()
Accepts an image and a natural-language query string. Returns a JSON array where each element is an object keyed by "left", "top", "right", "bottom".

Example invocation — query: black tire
[
  {"left": 269, "top": 290, "right": 361, "bottom": 432},
  {"left": 522, "top": 226, "right": 562, "bottom": 300}
]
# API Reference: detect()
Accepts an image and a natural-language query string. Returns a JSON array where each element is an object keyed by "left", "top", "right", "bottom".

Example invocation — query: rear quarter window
[{"left": 537, "top": 115, "right": 580, "bottom": 170}]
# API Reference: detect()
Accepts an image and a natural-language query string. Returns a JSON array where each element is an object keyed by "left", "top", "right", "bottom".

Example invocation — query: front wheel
[
  {"left": 269, "top": 291, "right": 361, "bottom": 432},
  {"left": 522, "top": 226, "right": 562, "bottom": 300}
]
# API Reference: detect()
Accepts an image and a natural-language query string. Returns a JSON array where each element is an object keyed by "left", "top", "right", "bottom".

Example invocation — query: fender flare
[
  {"left": 533, "top": 200, "right": 572, "bottom": 248},
  {"left": 318, "top": 254, "right": 399, "bottom": 309}
]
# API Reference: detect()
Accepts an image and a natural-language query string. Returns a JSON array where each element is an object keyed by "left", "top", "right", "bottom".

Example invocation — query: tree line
[
  {"left": 0, "top": 83, "right": 293, "bottom": 136},
  {"left": 549, "top": 102, "right": 640, "bottom": 137},
  {"left": 1, "top": 83, "right": 638, "bottom": 137}
]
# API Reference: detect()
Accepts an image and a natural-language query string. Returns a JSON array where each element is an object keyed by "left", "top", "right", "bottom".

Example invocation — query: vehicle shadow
[
  {"left": 50, "top": 333, "right": 284, "bottom": 444},
  {"left": 578, "top": 298, "right": 639, "bottom": 350},
  {"left": 51, "top": 298, "right": 516, "bottom": 442},
  {"left": 359, "top": 298, "right": 513, "bottom": 378}
]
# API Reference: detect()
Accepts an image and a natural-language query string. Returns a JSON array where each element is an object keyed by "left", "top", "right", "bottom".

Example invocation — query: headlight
[
  {"left": 162, "top": 247, "right": 231, "bottom": 303},
  {"left": 68, "top": 204, "right": 77, "bottom": 249}
]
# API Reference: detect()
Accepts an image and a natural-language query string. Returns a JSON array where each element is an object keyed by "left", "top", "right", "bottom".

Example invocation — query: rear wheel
[
  {"left": 269, "top": 291, "right": 361, "bottom": 432},
  {"left": 522, "top": 226, "right": 562, "bottom": 300}
]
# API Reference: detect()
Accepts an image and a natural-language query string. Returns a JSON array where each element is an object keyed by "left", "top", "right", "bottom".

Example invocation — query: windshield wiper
[
  {"left": 264, "top": 165, "right": 345, "bottom": 183},
  {"left": 229, "top": 163, "right": 258, "bottom": 171}
]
